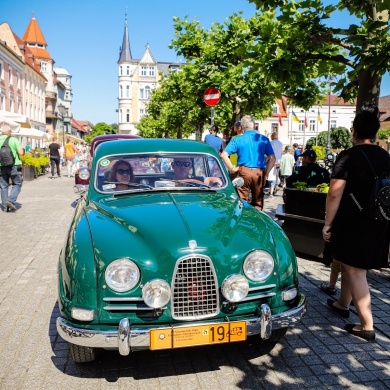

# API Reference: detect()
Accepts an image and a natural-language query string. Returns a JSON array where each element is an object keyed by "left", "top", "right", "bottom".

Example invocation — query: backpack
[
  {"left": 349, "top": 149, "right": 390, "bottom": 221},
  {"left": 0, "top": 137, "right": 15, "bottom": 167}
]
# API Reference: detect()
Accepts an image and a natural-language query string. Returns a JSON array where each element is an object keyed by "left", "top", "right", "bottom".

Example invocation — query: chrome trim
[
  {"left": 260, "top": 304, "right": 272, "bottom": 339},
  {"left": 118, "top": 318, "right": 130, "bottom": 356},
  {"left": 57, "top": 295, "right": 306, "bottom": 355},
  {"left": 248, "top": 284, "right": 276, "bottom": 292},
  {"left": 103, "top": 297, "right": 144, "bottom": 302},
  {"left": 104, "top": 305, "right": 167, "bottom": 311}
]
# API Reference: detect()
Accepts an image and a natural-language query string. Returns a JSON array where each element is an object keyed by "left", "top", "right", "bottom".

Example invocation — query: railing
[{"left": 45, "top": 91, "right": 57, "bottom": 99}]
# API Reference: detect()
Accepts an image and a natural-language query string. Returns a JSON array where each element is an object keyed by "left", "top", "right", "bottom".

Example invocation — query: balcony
[
  {"left": 45, "top": 91, "right": 57, "bottom": 100},
  {"left": 46, "top": 110, "right": 57, "bottom": 119}
]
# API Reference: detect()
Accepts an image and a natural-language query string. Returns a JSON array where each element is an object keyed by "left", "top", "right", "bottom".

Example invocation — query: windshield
[{"left": 94, "top": 153, "right": 227, "bottom": 193}]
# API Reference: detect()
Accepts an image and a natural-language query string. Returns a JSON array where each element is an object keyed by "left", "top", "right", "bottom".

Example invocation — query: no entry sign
[{"left": 203, "top": 87, "right": 220, "bottom": 107}]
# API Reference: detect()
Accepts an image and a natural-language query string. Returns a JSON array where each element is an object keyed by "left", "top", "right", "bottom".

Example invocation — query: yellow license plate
[{"left": 150, "top": 321, "right": 246, "bottom": 350}]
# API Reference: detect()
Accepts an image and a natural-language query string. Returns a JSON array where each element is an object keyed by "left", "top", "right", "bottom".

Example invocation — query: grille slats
[{"left": 171, "top": 255, "right": 219, "bottom": 320}]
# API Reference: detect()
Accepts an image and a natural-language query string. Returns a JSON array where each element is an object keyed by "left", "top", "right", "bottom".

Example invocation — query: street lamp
[
  {"left": 58, "top": 104, "right": 69, "bottom": 147},
  {"left": 326, "top": 77, "right": 333, "bottom": 157}
]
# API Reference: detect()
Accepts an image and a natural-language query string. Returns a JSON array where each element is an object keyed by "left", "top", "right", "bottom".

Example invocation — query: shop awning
[
  {"left": 0, "top": 114, "right": 51, "bottom": 140},
  {"left": 0, "top": 110, "right": 31, "bottom": 128}
]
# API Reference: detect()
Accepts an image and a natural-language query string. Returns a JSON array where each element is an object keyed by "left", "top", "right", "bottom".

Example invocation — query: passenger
[
  {"left": 108, "top": 160, "right": 134, "bottom": 191},
  {"left": 286, "top": 149, "right": 330, "bottom": 188}
]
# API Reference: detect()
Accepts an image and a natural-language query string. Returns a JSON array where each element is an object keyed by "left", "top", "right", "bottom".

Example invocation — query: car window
[{"left": 94, "top": 153, "right": 227, "bottom": 193}]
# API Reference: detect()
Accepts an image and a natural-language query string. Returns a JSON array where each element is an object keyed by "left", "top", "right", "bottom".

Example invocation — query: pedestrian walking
[
  {"left": 323, "top": 103, "right": 390, "bottom": 342},
  {"left": 279, "top": 146, "right": 295, "bottom": 189},
  {"left": 48, "top": 137, "right": 61, "bottom": 178},
  {"left": 0, "top": 123, "right": 25, "bottom": 212},
  {"left": 221, "top": 115, "right": 275, "bottom": 210},
  {"left": 270, "top": 131, "right": 283, "bottom": 189},
  {"left": 64, "top": 138, "right": 77, "bottom": 177}
]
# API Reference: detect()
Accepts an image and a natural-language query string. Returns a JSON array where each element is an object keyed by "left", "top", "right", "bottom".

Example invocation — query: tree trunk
[{"left": 356, "top": 70, "right": 381, "bottom": 110}]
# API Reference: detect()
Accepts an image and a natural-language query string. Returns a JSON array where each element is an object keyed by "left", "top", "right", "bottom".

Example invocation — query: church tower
[{"left": 118, "top": 14, "right": 135, "bottom": 134}]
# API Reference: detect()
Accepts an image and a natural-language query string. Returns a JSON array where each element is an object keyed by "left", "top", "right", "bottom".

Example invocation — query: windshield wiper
[
  {"left": 158, "top": 178, "right": 214, "bottom": 189},
  {"left": 104, "top": 181, "right": 153, "bottom": 190}
]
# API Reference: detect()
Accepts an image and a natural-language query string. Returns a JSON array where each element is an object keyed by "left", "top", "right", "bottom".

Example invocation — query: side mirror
[
  {"left": 73, "top": 185, "right": 88, "bottom": 195},
  {"left": 232, "top": 177, "right": 244, "bottom": 188}
]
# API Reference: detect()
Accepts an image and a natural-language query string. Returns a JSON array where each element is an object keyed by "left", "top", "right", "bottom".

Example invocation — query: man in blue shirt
[
  {"left": 221, "top": 115, "right": 275, "bottom": 210},
  {"left": 204, "top": 125, "right": 222, "bottom": 153}
]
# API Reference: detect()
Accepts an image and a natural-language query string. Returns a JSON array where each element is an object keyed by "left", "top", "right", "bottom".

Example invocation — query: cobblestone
[{"left": 0, "top": 177, "right": 389, "bottom": 389}]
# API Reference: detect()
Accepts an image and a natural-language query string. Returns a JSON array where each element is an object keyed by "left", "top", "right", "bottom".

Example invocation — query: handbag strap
[{"left": 358, "top": 148, "right": 378, "bottom": 179}]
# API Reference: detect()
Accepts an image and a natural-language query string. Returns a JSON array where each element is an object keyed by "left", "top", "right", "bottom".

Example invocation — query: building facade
[{"left": 117, "top": 15, "right": 181, "bottom": 134}]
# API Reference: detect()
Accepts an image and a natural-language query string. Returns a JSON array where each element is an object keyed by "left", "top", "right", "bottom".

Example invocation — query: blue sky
[{"left": 1, "top": 0, "right": 389, "bottom": 125}]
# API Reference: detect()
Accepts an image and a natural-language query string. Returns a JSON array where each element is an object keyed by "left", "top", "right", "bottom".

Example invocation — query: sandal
[{"left": 320, "top": 282, "right": 337, "bottom": 295}]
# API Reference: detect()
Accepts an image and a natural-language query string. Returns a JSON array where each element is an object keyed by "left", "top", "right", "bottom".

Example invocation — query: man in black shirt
[
  {"left": 286, "top": 149, "right": 330, "bottom": 187},
  {"left": 48, "top": 137, "right": 61, "bottom": 178}
]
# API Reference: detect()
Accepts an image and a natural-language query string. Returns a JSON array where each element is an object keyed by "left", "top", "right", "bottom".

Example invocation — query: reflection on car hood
[{"left": 86, "top": 192, "right": 276, "bottom": 263}]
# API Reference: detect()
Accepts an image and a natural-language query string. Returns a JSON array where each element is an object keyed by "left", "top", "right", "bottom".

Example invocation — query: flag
[
  {"left": 304, "top": 112, "right": 308, "bottom": 128},
  {"left": 292, "top": 110, "right": 300, "bottom": 123},
  {"left": 278, "top": 114, "right": 283, "bottom": 126},
  {"left": 317, "top": 108, "right": 323, "bottom": 125}
]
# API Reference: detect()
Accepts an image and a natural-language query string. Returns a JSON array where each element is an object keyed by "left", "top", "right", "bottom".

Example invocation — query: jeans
[
  {"left": 50, "top": 156, "right": 61, "bottom": 176},
  {"left": 0, "top": 165, "right": 23, "bottom": 210}
]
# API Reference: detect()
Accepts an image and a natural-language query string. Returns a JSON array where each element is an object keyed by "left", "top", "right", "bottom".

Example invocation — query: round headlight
[
  {"left": 142, "top": 279, "right": 171, "bottom": 308},
  {"left": 243, "top": 250, "right": 274, "bottom": 281},
  {"left": 78, "top": 167, "right": 90, "bottom": 181},
  {"left": 221, "top": 274, "right": 249, "bottom": 302},
  {"left": 105, "top": 259, "right": 140, "bottom": 292}
]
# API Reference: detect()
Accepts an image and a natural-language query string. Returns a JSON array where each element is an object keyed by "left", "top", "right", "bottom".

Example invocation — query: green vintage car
[{"left": 57, "top": 138, "right": 306, "bottom": 363}]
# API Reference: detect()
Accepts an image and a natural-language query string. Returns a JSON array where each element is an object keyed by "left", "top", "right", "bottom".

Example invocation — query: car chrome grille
[{"left": 171, "top": 255, "right": 219, "bottom": 320}]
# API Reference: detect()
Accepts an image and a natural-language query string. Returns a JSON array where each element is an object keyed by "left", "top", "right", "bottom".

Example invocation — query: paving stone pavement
[{"left": 0, "top": 176, "right": 389, "bottom": 390}]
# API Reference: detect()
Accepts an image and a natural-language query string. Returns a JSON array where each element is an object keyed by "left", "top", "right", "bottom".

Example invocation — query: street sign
[{"left": 203, "top": 87, "right": 220, "bottom": 107}]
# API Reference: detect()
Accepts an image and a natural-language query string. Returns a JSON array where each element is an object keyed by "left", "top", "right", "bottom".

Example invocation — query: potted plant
[{"left": 21, "top": 154, "right": 49, "bottom": 180}]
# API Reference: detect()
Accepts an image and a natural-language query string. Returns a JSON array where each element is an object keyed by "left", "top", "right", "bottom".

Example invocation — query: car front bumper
[{"left": 57, "top": 294, "right": 306, "bottom": 355}]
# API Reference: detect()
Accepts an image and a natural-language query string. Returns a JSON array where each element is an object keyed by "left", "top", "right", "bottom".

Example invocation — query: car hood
[{"left": 85, "top": 192, "right": 277, "bottom": 271}]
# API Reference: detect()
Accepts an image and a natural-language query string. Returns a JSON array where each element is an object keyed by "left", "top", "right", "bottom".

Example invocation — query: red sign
[{"left": 203, "top": 87, "right": 220, "bottom": 107}]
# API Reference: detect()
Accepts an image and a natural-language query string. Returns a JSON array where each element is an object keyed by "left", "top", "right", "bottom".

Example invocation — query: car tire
[
  {"left": 267, "top": 327, "right": 288, "bottom": 342},
  {"left": 69, "top": 343, "right": 97, "bottom": 363}
]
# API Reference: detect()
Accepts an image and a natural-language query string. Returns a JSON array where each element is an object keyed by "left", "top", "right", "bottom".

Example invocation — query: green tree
[
  {"left": 247, "top": 0, "right": 390, "bottom": 108},
  {"left": 83, "top": 122, "right": 114, "bottom": 144},
  {"left": 110, "top": 123, "right": 118, "bottom": 133},
  {"left": 330, "top": 127, "right": 353, "bottom": 150}
]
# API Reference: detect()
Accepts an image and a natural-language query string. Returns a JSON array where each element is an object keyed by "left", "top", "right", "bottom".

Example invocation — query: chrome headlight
[
  {"left": 243, "top": 250, "right": 274, "bottom": 282},
  {"left": 78, "top": 167, "right": 90, "bottom": 180},
  {"left": 221, "top": 274, "right": 249, "bottom": 302},
  {"left": 142, "top": 279, "right": 171, "bottom": 308},
  {"left": 105, "top": 259, "right": 140, "bottom": 292}
]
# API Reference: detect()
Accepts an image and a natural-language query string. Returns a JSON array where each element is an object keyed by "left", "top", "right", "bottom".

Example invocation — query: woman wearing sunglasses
[{"left": 108, "top": 160, "right": 134, "bottom": 191}]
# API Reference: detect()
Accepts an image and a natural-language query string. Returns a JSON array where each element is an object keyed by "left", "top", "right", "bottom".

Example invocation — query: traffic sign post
[{"left": 204, "top": 87, "right": 220, "bottom": 126}]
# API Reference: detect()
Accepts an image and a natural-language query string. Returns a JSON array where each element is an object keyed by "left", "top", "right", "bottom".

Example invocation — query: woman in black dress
[{"left": 322, "top": 103, "right": 390, "bottom": 342}]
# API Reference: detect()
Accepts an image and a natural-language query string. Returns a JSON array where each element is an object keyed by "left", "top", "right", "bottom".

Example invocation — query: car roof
[
  {"left": 94, "top": 138, "right": 219, "bottom": 158},
  {"left": 90, "top": 134, "right": 142, "bottom": 155}
]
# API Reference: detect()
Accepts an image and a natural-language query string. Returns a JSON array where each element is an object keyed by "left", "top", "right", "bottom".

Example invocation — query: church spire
[{"left": 118, "top": 13, "right": 132, "bottom": 63}]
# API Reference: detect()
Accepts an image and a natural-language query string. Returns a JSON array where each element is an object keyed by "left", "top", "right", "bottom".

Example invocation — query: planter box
[
  {"left": 22, "top": 165, "right": 36, "bottom": 181},
  {"left": 284, "top": 188, "right": 326, "bottom": 220},
  {"left": 277, "top": 188, "right": 328, "bottom": 258}
]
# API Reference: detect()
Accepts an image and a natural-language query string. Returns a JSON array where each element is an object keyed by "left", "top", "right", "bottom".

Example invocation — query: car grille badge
[{"left": 188, "top": 240, "right": 197, "bottom": 249}]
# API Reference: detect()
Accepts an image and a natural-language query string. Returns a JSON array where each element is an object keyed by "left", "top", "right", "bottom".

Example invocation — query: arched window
[
  {"left": 126, "top": 66, "right": 130, "bottom": 75},
  {"left": 120, "top": 85, "right": 123, "bottom": 98},
  {"left": 126, "top": 85, "right": 130, "bottom": 98},
  {"left": 120, "top": 66, "right": 122, "bottom": 75},
  {"left": 140, "top": 88, "right": 144, "bottom": 99},
  {"left": 126, "top": 109, "right": 130, "bottom": 122}
]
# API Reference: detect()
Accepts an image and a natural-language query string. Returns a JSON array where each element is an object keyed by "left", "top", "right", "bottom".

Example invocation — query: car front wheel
[{"left": 69, "top": 343, "right": 97, "bottom": 363}]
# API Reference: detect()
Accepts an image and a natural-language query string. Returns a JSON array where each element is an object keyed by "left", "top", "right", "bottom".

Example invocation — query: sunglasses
[
  {"left": 117, "top": 168, "right": 132, "bottom": 175},
  {"left": 174, "top": 161, "right": 191, "bottom": 167}
]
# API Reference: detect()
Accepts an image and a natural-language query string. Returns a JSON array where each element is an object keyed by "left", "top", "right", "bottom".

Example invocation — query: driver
[
  {"left": 172, "top": 157, "right": 222, "bottom": 187},
  {"left": 108, "top": 160, "right": 134, "bottom": 191}
]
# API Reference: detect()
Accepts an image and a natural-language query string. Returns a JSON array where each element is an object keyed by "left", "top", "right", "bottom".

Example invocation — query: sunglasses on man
[
  {"left": 117, "top": 168, "right": 132, "bottom": 175},
  {"left": 174, "top": 161, "right": 191, "bottom": 167}
]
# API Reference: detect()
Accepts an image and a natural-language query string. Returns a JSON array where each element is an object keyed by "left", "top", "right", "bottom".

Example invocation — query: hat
[
  {"left": 302, "top": 149, "right": 317, "bottom": 159},
  {"left": 293, "top": 143, "right": 299, "bottom": 147},
  {"left": 234, "top": 121, "right": 241, "bottom": 127}
]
